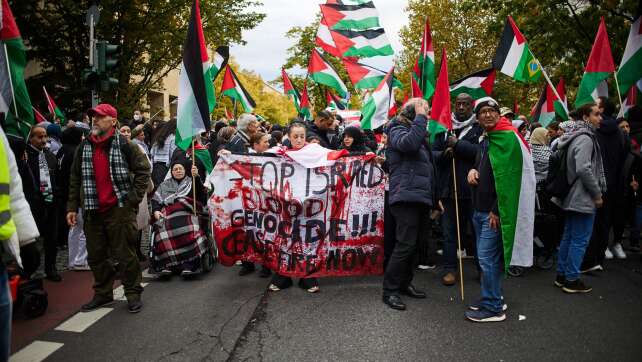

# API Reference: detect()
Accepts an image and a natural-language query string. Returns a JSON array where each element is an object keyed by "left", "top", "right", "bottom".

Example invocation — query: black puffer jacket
[
  {"left": 386, "top": 114, "right": 436, "bottom": 206},
  {"left": 596, "top": 115, "right": 626, "bottom": 196},
  {"left": 306, "top": 121, "right": 340, "bottom": 150}
]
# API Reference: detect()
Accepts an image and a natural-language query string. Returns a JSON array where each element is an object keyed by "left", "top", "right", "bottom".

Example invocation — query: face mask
[{"left": 133, "top": 115, "right": 141, "bottom": 121}]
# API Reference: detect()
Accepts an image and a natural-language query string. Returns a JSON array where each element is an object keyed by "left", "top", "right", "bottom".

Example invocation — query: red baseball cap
[{"left": 87, "top": 103, "right": 118, "bottom": 119}]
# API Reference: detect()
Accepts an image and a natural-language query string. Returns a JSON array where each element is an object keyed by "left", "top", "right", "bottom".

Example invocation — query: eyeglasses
[{"left": 479, "top": 109, "right": 498, "bottom": 116}]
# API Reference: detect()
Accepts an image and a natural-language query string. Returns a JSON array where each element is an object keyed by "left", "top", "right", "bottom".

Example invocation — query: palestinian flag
[
  {"left": 554, "top": 78, "right": 569, "bottom": 121},
  {"left": 32, "top": 106, "right": 46, "bottom": 123},
  {"left": 320, "top": 2, "right": 380, "bottom": 31},
  {"left": 280, "top": 143, "right": 349, "bottom": 168},
  {"left": 410, "top": 74, "right": 422, "bottom": 98},
  {"left": 43, "top": 86, "right": 65, "bottom": 124},
  {"left": 331, "top": 28, "right": 393, "bottom": 58},
  {"left": 342, "top": 58, "right": 401, "bottom": 90},
  {"left": 531, "top": 79, "right": 568, "bottom": 127},
  {"left": 282, "top": 68, "right": 302, "bottom": 113},
  {"left": 412, "top": 17, "right": 436, "bottom": 100},
  {"left": 308, "top": 49, "right": 348, "bottom": 98},
  {"left": 224, "top": 106, "right": 234, "bottom": 120},
  {"left": 0, "top": 0, "right": 34, "bottom": 138},
  {"left": 449, "top": 68, "right": 496, "bottom": 100},
  {"left": 326, "top": 90, "right": 347, "bottom": 110},
  {"left": 212, "top": 46, "right": 229, "bottom": 80},
  {"left": 492, "top": 16, "right": 541, "bottom": 83},
  {"left": 316, "top": 16, "right": 342, "bottom": 58},
  {"left": 299, "top": 80, "right": 312, "bottom": 120},
  {"left": 575, "top": 17, "right": 615, "bottom": 107},
  {"left": 617, "top": 16, "right": 642, "bottom": 96},
  {"left": 176, "top": 0, "right": 215, "bottom": 151},
  {"left": 618, "top": 79, "right": 642, "bottom": 118},
  {"left": 360, "top": 66, "right": 394, "bottom": 130},
  {"left": 487, "top": 117, "right": 536, "bottom": 270},
  {"left": 175, "top": 129, "right": 214, "bottom": 173},
  {"left": 221, "top": 65, "right": 256, "bottom": 113},
  {"left": 428, "top": 49, "right": 451, "bottom": 141}
]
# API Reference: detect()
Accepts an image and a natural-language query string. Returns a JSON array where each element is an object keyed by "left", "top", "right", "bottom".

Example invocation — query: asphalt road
[{"left": 15, "top": 257, "right": 642, "bottom": 362}]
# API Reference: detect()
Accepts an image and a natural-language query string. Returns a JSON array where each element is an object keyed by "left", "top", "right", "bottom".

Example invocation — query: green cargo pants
[{"left": 84, "top": 205, "right": 143, "bottom": 301}]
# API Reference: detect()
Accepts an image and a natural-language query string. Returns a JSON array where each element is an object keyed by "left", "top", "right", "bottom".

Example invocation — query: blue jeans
[
  {"left": 557, "top": 211, "right": 596, "bottom": 281},
  {"left": 0, "top": 264, "right": 11, "bottom": 361},
  {"left": 472, "top": 211, "right": 503, "bottom": 313}
]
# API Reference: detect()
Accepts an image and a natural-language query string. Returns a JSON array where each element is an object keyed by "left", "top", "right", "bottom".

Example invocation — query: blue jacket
[
  {"left": 432, "top": 122, "right": 483, "bottom": 200},
  {"left": 386, "top": 114, "right": 436, "bottom": 206}
]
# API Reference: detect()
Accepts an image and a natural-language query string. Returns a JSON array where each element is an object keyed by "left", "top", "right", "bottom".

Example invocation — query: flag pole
[
  {"left": 613, "top": 70, "right": 625, "bottom": 112},
  {"left": 529, "top": 50, "right": 568, "bottom": 115},
  {"left": 191, "top": 137, "right": 197, "bottom": 215},
  {"left": 451, "top": 155, "right": 465, "bottom": 301},
  {"left": 4, "top": 44, "right": 19, "bottom": 118}
]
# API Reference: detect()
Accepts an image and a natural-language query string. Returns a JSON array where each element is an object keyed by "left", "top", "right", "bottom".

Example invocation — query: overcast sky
[{"left": 230, "top": 0, "right": 409, "bottom": 83}]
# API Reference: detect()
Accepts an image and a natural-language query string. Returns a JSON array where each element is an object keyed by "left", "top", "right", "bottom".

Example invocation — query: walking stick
[{"left": 452, "top": 155, "right": 465, "bottom": 301}]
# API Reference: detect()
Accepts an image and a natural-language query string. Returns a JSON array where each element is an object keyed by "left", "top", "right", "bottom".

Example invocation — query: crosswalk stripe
[
  {"left": 54, "top": 308, "right": 113, "bottom": 333},
  {"left": 10, "top": 341, "right": 64, "bottom": 362}
]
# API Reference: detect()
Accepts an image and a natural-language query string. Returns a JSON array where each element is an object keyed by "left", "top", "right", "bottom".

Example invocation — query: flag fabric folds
[
  {"left": 428, "top": 49, "right": 451, "bottom": 141},
  {"left": 300, "top": 80, "right": 312, "bottom": 120},
  {"left": 531, "top": 79, "right": 568, "bottom": 127},
  {"left": 492, "top": 16, "right": 541, "bottom": 83},
  {"left": 617, "top": 16, "right": 642, "bottom": 96},
  {"left": 308, "top": 49, "right": 348, "bottom": 98},
  {"left": 343, "top": 58, "right": 401, "bottom": 90},
  {"left": 282, "top": 68, "right": 303, "bottom": 113},
  {"left": 0, "top": 0, "right": 34, "bottom": 138},
  {"left": 43, "top": 86, "right": 65, "bottom": 124},
  {"left": 221, "top": 65, "right": 256, "bottom": 113},
  {"left": 320, "top": 2, "right": 380, "bottom": 31},
  {"left": 412, "top": 17, "right": 436, "bottom": 100},
  {"left": 575, "top": 17, "right": 615, "bottom": 107},
  {"left": 326, "top": 90, "right": 348, "bottom": 110},
  {"left": 176, "top": 0, "right": 215, "bottom": 151},
  {"left": 449, "top": 68, "right": 496, "bottom": 100},
  {"left": 212, "top": 45, "right": 230, "bottom": 80},
  {"left": 360, "top": 66, "right": 394, "bottom": 130}
]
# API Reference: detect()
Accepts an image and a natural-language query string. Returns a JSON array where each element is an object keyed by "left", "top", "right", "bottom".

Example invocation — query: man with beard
[
  {"left": 67, "top": 104, "right": 151, "bottom": 313},
  {"left": 433, "top": 93, "right": 483, "bottom": 286}
]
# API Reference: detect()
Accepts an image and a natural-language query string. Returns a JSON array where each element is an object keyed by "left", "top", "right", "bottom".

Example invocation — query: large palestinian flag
[
  {"left": 320, "top": 1, "right": 380, "bottom": 31},
  {"left": 412, "top": 17, "right": 436, "bottom": 100},
  {"left": 487, "top": 117, "right": 535, "bottom": 269},
  {"left": 176, "top": 0, "right": 215, "bottom": 151},
  {"left": 360, "top": 66, "right": 394, "bottom": 130},
  {"left": 330, "top": 28, "right": 393, "bottom": 58},
  {"left": 449, "top": 68, "right": 496, "bottom": 100},
  {"left": 221, "top": 65, "right": 256, "bottom": 113},
  {"left": 575, "top": 17, "right": 615, "bottom": 107},
  {"left": 0, "top": 0, "right": 34, "bottom": 138},
  {"left": 428, "top": 49, "right": 451, "bottom": 141},
  {"left": 617, "top": 16, "right": 642, "bottom": 96},
  {"left": 492, "top": 16, "right": 541, "bottom": 83},
  {"left": 308, "top": 49, "right": 348, "bottom": 98}
]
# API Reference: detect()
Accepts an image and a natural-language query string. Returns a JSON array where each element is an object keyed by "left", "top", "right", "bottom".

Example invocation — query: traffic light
[{"left": 96, "top": 40, "right": 120, "bottom": 91}]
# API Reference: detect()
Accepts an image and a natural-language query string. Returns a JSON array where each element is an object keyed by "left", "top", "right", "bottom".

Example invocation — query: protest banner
[{"left": 209, "top": 153, "right": 385, "bottom": 278}]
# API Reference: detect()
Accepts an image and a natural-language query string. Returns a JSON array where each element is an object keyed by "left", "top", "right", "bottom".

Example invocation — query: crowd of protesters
[{"left": 0, "top": 92, "right": 641, "bottom": 360}]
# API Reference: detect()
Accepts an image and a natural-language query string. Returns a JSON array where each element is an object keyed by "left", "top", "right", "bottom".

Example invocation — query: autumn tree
[{"left": 12, "top": 0, "right": 265, "bottom": 117}]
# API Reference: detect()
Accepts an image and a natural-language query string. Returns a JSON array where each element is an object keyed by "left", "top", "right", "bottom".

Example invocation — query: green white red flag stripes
[
  {"left": 360, "top": 66, "right": 394, "bottom": 130},
  {"left": 299, "top": 80, "right": 312, "bottom": 120},
  {"left": 487, "top": 117, "right": 535, "bottom": 269},
  {"left": 428, "top": 49, "right": 451, "bottom": 141},
  {"left": 617, "top": 16, "right": 642, "bottom": 96},
  {"left": 575, "top": 17, "right": 615, "bottom": 107},
  {"left": 308, "top": 49, "right": 348, "bottom": 98},
  {"left": 492, "top": 16, "right": 541, "bottom": 83},
  {"left": 320, "top": 2, "right": 380, "bottom": 31},
  {"left": 0, "top": 0, "right": 34, "bottom": 138},
  {"left": 449, "top": 68, "right": 496, "bottom": 100},
  {"left": 342, "top": 58, "right": 401, "bottom": 90},
  {"left": 282, "top": 68, "right": 302, "bottom": 113},
  {"left": 618, "top": 79, "right": 642, "bottom": 118},
  {"left": 43, "top": 86, "right": 65, "bottom": 124},
  {"left": 316, "top": 16, "right": 343, "bottom": 58},
  {"left": 554, "top": 78, "right": 569, "bottom": 121},
  {"left": 212, "top": 46, "right": 229, "bottom": 80},
  {"left": 221, "top": 65, "right": 256, "bottom": 113},
  {"left": 326, "top": 89, "right": 347, "bottom": 110},
  {"left": 177, "top": 0, "right": 215, "bottom": 150},
  {"left": 531, "top": 79, "right": 568, "bottom": 127},
  {"left": 330, "top": 28, "right": 393, "bottom": 58},
  {"left": 412, "top": 17, "right": 436, "bottom": 100}
]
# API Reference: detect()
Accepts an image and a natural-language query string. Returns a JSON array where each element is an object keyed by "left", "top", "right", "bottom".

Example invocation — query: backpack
[{"left": 544, "top": 147, "right": 576, "bottom": 199}]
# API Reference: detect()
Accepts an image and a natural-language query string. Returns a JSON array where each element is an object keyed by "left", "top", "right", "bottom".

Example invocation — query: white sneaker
[
  {"left": 604, "top": 248, "right": 614, "bottom": 260},
  {"left": 611, "top": 243, "right": 627, "bottom": 259},
  {"left": 436, "top": 249, "right": 443, "bottom": 256}
]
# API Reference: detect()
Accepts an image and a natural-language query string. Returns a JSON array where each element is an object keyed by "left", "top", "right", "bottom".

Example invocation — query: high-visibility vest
[{"left": 0, "top": 136, "right": 16, "bottom": 241}]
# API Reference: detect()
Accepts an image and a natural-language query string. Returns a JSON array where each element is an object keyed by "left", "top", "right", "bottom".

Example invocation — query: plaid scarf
[
  {"left": 560, "top": 120, "right": 607, "bottom": 192},
  {"left": 81, "top": 133, "right": 132, "bottom": 210}
]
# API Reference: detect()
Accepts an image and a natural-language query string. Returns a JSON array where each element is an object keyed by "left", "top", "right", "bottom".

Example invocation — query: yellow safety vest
[{"left": 0, "top": 136, "right": 16, "bottom": 241}]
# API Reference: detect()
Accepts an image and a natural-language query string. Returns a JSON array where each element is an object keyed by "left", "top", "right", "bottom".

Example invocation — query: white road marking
[
  {"left": 54, "top": 308, "right": 113, "bottom": 333},
  {"left": 10, "top": 341, "right": 64, "bottom": 362},
  {"left": 142, "top": 268, "right": 158, "bottom": 279}
]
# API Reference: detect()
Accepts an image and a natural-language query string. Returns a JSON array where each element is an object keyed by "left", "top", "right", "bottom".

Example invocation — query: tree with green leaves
[{"left": 12, "top": 0, "right": 265, "bottom": 118}]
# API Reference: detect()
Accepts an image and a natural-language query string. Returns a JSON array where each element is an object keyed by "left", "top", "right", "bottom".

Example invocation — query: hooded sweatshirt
[{"left": 595, "top": 115, "right": 626, "bottom": 196}]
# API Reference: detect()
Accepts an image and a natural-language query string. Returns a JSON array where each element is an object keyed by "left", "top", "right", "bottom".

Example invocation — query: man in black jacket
[
  {"left": 382, "top": 98, "right": 435, "bottom": 311},
  {"left": 433, "top": 93, "right": 482, "bottom": 286},
  {"left": 306, "top": 110, "right": 340, "bottom": 150},
  {"left": 226, "top": 113, "right": 259, "bottom": 153},
  {"left": 26, "top": 125, "right": 62, "bottom": 281}
]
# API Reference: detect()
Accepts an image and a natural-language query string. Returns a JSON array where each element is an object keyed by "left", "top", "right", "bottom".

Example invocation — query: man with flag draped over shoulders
[{"left": 466, "top": 97, "right": 535, "bottom": 322}]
